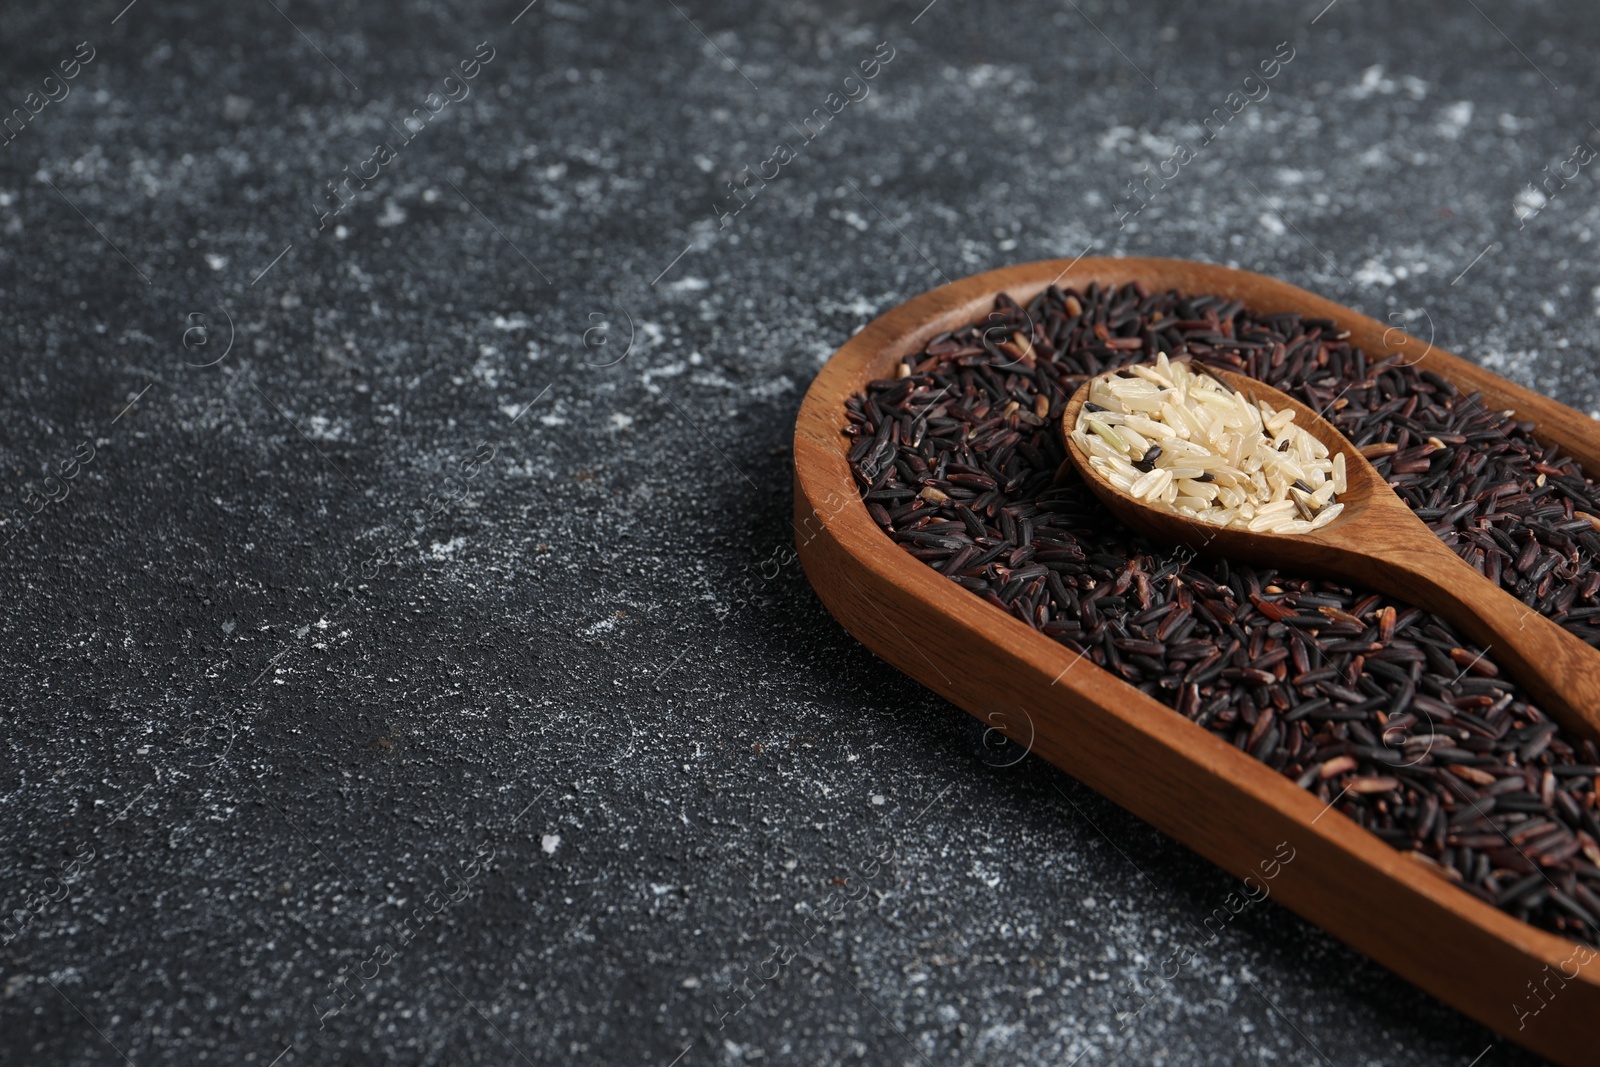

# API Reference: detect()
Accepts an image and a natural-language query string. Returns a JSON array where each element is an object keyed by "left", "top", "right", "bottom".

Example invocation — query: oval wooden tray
[{"left": 792, "top": 257, "right": 1600, "bottom": 1066}]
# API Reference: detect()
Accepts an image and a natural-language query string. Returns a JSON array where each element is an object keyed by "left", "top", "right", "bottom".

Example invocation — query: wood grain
[
  {"left": 792, "top": 257, "right": 1600, "bottom": 1066},
  {"left": 1061, "top": 365, "right": 1600, "bottom": 744}
]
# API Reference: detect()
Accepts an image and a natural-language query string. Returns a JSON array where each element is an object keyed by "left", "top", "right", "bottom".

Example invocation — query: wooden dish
[{"left": 792, "top": 257, "right": 1600, "bottom": 1066}]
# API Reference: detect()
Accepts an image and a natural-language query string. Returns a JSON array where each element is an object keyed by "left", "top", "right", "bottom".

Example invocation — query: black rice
[{"left": 846, "top": 282, "right": 1600, "bottom": 947}]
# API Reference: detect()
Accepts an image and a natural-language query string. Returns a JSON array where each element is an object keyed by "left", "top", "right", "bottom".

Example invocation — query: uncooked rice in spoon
[{"left": 1070, "top": 354, "right": 1346, "bottom": 533}]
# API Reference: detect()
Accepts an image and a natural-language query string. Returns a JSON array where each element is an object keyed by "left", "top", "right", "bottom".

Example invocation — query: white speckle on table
[
  {"left": 835, "top": 208, "right": 871, "bottom": 232},
  {"left": 1516, "top": 186, "right": 1548, "bottom": 218},
  {"left": 1479, "top": 347, "right": 1542, "bottom": 387},
  {"left": 607, "top": 412, "right": 634, "bottom": 431},
  {"left": 743, "top": 374, "right": 795, "bottom": 400},
  {"left": 1349, "top": 65, "right": 1393, "bottom": 99},
  {"left": 304, "top": 414, "right": 345, "bottom": 441},
  {"left": 1401, "top": 74, "right": 1430, "bottom": 99},
  {"left": 376, "top": 200, "right": 407, "bottom": 227},
  {"left": 1349, "top": 65, "right": 1427, "bottom": 100},
  {"left": 636, "top": 320, "right": 665, "bottom": 352},
  {"left": 1098, "top": 124, "right": 1135, "bottom": 151},
  {"left": 1352, "top": 259, "right": 1398, "bottom": 287},
  {"left": 1437, "top": 100, "right": 1473, "bottom": 137},
  {"left": 578, "top": 616, "right": 617, "bottom": 638},
  {"left": 430, "top": 537, "right": 466, "bottom": 559},
  {"left": 472, "top": 350, "right": 503, "bottom": 388},
  {"left": 541, "top": 833, "right": 561, "bottom": 854},
  {"left": 640, "top": 361, "right": 686, "bottom": 394},
  {"left": 205, "top": 253, "right": 228, "bottom": 270}
]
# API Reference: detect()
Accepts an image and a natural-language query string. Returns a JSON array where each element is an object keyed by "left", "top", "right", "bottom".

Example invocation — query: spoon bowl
[
  {"left": 1060, "top": 364, "right": 1377, "bottom": 557},
  {"left": 1062, "top": 362, "right": 1600, "bottom": 744}
]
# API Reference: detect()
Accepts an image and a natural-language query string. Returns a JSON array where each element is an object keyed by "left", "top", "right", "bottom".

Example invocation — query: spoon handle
[{"left": 1358, "top": 520, "right": 1600, "bottom": 744}]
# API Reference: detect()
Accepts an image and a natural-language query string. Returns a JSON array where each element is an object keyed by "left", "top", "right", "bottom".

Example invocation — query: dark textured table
[{"left": 3, "top": 1, "right": 1596, "bottom": 1063}]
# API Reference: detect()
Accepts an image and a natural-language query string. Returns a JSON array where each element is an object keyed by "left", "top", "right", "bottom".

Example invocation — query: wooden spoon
[{"left": 1062, "top": 363, "right": 1600, "bottom": 744}]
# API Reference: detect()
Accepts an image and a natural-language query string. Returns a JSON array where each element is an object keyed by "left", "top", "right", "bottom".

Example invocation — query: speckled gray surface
[{"left": 2, "top": 1, "right": 1598, "bottom": 1064}]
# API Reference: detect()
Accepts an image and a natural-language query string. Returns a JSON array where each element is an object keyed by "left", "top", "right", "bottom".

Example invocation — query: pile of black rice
[{"left": 844, "top": 281, "right": 1600, "bottom": 947}]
